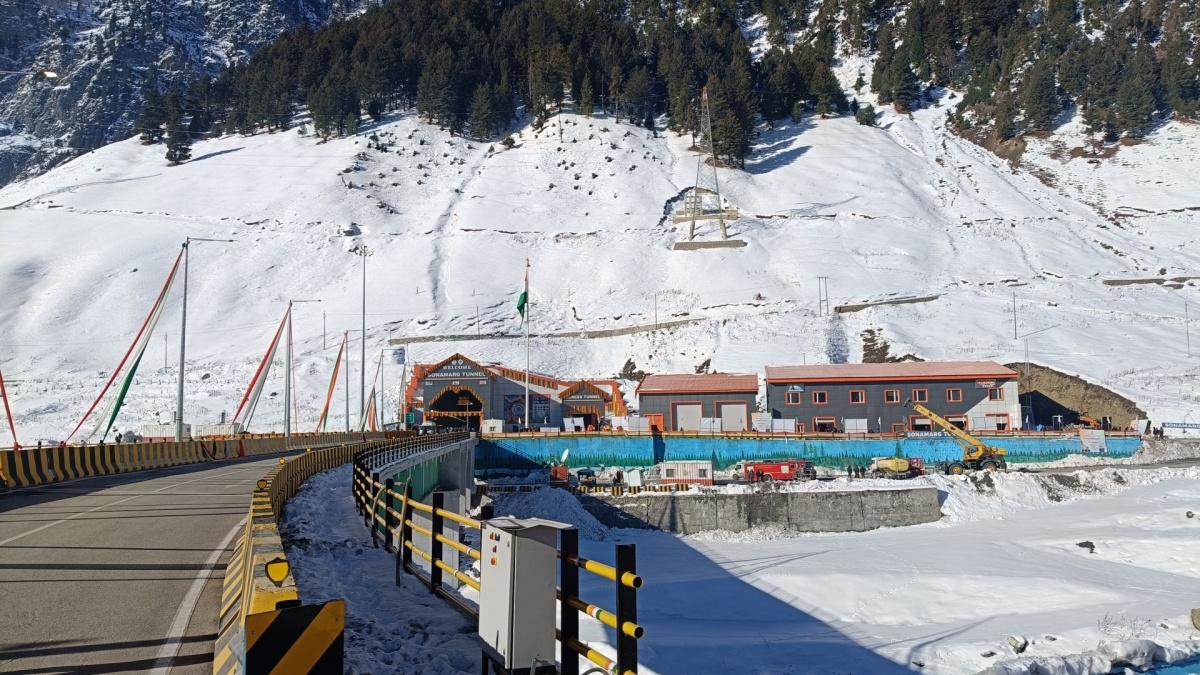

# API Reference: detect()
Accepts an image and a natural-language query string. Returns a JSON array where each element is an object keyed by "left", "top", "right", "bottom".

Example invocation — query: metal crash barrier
[
  {"left": 352, "top": 441, "right": 643, "bottom": 675},
  {"left": 214, "top": 435, "right": 415, "bottom": 675}
]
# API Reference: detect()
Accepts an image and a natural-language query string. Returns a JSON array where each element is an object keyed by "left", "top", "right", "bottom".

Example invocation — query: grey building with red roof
[
  {"left": 764, "top": 361, "right": 1021, "bottom": 433},
  {"left": 636, "top": 373, "right": 759, "bottom": 432}
]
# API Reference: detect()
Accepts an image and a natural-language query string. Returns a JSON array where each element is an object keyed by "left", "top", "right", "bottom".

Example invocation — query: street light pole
[
  {"left": 175, "top": 236, "right": 235, "bottom": 442},
  {"left": 360, "top": 245, "right": 368, "bottom": 424}
]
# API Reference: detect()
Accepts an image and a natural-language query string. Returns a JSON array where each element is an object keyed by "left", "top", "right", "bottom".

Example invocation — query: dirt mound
[{"left": 1006, "top": 362, "right": 1145, "bottom": 428}]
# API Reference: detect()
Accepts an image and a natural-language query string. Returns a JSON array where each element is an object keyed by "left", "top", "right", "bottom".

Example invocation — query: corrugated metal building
[
  {"left": 636, "top": 373, "right": 759, "bottom": 432},
  {"left": 764, "top": 361, "right": 1021, "bottom": 433}
]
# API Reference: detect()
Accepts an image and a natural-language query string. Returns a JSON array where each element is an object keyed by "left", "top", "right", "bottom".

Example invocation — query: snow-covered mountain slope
[
  {"left": 1, "top": 100, "right": 1198, "bottom": 443},
  {"left": 0, "top": 0, "right": 379, "bottom": 186}
]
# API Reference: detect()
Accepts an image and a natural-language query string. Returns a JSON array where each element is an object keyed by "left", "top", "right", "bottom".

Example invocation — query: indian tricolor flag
[{"left": 516, "top": 263, "right": 529, "bottom": 323}]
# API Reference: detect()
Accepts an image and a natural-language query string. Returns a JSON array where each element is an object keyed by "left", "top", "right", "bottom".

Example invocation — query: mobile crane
[{"left": 904, "top": 399, "right": 1007, "bottom": 474}]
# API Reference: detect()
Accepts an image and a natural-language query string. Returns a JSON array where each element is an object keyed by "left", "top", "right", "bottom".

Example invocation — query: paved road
[{"left": 0, "top": 456, "right": 285, "bottom": 675}]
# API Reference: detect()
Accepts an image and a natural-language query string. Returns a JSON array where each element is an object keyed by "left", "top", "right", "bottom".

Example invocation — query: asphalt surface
[{"left": 0, "top": 456, "right": 286, "bottom": 675}]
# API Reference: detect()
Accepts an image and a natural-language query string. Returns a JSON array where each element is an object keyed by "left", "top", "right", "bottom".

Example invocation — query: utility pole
[
  {"left": 343, "top": 331, "right": 350, "bottom": 432},
  {"left": 817, "top": 277, "right": 830, "bottom": 316},
  {"left": 1187, "top": 301, "right": 1192, "bottom": 358},
  {"left": 175, "top": 236, "right": 235, "bottom": 442},
  {"left": 1012, "top": 290, "right": 1018, "bottom": 340},
  {"left": 524, "top": 258, "right": 531, "bottom": 430},
  {"left": 285, "top": 299, "right": 321, "bottom": 442},
  {"left": 360, "top": 245, "right": 368, "bottom": 423}
]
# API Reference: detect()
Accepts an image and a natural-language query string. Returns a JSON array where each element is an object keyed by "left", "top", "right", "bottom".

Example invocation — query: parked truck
[
  {"left": 738, "top": 459, "right": 817, "bottom": 482},
  {"left": 868, "top": 456, "right": 927, "bottom": 479}
]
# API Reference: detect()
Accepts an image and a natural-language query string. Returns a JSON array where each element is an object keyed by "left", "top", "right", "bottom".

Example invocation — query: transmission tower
[{"left": 686, "top": 86, "right": 728, "bottom": 241}]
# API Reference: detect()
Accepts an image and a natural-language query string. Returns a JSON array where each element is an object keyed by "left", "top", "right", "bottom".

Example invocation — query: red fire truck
[{"left": 738, "top": 459, "right": 817, "bottom": 482}]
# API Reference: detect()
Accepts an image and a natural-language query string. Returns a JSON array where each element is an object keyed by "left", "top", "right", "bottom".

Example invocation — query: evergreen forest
[{"left": 136, "top": 0, "right": 1200, "bottom": 165}]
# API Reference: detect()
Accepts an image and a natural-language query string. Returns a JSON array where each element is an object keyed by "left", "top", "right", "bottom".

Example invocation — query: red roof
[
  {"left": 637, "top": 373, "right": 759, "bottom": 395},
  {"left": 765, "top": 361, "right": 1017, "bottom": 383}
]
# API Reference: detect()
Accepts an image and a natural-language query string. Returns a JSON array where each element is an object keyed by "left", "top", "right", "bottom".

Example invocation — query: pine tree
[
  {"left": 1022, "top": 59, "right": 1060, "bottom": 132},
  {"left": 164, "top": 86, "right": 192, "bottom": 165},
  {"left": 1115, "top": 46, "right": 1160, "bottom": 136},
  {"left": 580, "top": 75, "right": 594, "bottom": 116},
  {"left": 470, "top": 83, "right": 492, "bottom": 141},
  {"left": 872, "top": 23, "right": 896, "bottom": 103},
  {"left": 138, "top": 86, "right": 166, "bottom": 144},
  {"left": 890, "top": 63, "right": 920, "bottom": 112},
  {"left": 855, "top": 103, "right": 877, "bottom": 125}
]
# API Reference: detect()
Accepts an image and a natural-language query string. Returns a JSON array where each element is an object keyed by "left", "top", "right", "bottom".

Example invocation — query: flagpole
[{"left": 524, "top": 258, "right": 530, "bottom": 431}]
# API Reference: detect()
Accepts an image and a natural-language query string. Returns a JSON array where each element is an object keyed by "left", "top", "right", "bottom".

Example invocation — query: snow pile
[
  {"left": 489, "top": 487, "right": 609, "bottom": 541},
  {"left": 280, "top": 464, "right": 479, "bottom": 675},
  {"left": 981, "top": 639, "right": 1200, "bottom": 675},
  {"left": 933, "top": 467, "right": 1200, "bottom": 525}
]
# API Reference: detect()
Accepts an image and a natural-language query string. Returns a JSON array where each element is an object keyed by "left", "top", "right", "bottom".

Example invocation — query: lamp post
[
  {"left": 285, "top": 299, "right": 322, "bottom": 443},
  {"left": 175, "top": 236, "right": 236, "bottom": 441},
  {"left": 355, "top": 245, "right": 371, "bottom": 424}
]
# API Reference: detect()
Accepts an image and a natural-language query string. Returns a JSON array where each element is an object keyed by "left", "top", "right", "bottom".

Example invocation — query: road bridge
[{"left": 0, "top": 456, "right": 287, "bottom": 674}]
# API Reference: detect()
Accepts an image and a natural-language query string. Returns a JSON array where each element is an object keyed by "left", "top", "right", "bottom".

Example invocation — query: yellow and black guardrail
[
  {"left": 352, "top": 440, "right": 644, "bottom": 675},
  {"left": 214, "top": 435, "right": 415, "bottom": 675},
  {"left": 0, "top": 431, "right": 405, "bottom": 489}
]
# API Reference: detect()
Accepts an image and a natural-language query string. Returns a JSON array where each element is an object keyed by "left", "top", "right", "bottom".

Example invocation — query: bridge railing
[
  {"left": 214, "top": 433, "right": 415, "bottom": 675},
  {"left": 352, "top": 446, "right": 644, "bottom": 675},
  {"left": 0, "top": 430, "right": 408, "bottom": 489}
]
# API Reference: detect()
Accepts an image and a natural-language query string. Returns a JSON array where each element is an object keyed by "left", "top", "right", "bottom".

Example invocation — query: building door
[
  {"left": 718, "top": 403, "right": 748, "bottom": 431},
  {"left": 644, "top": 414, "right": 664, "bottom": 432},
  {"left": 674, "top": 403, "right": 702, "bottom": 431}
]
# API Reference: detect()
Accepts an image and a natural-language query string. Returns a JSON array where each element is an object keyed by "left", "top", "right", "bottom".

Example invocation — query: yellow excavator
[{"left": 905, "top": 399, "right": 1008, "bottom": 474}]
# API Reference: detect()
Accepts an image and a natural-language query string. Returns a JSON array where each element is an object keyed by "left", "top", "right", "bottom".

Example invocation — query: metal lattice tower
[{"left": 687, "top": 86, "right": 729, "bottom": 241}]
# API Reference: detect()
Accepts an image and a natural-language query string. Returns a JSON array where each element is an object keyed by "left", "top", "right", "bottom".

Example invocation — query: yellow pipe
[
  {"left": 405, "top": 518, "right": 433, "bottom": 537},
  {"left": 559, "top": 592, "right": 644, "bottom": 638},
  {"left": 436, "top": 508, "right": 480, "bottom": 529},
  {"left": 435, "top": 559, "right": 481, "bottom": 591},
  {"left": 559, "top": 634, "right": 629, "bottom": 675},
  {"left": 563, "top": 553, "right": 643, "bottom": 588},
  {"left": 436, "top": 533, "right": 482, "bottom": 560}
]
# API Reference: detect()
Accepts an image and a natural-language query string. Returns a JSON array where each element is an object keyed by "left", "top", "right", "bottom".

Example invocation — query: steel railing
[{"left": 351, "top": 440, "right": 643, "bottom": 675}]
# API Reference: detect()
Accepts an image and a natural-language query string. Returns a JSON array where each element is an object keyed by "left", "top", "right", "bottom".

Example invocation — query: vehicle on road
[
  {"left": 738, "top": 459, "right": 817, "bottom": 482},
  {"left": 905, "top": 399, "right": 1007, "bottom": 474},
  {"left": 575, "top": 468, "right": 597, "bottom": 486},
  {"left": 868, "top": 456, "right": 927, "bottom": 479}
]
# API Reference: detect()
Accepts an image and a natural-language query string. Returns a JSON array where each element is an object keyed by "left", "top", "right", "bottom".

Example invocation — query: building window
[
  {"left": 884, "top": 389, "right": 901, "bottom": 404},
  {"left": 986, "top": 413, "right": 1010, "bottom": 430},
  {"left": 698, "top": 468, "right": 708, "bottom": 478},
  {"left": 912, "top": 389, "right": 929, "bottom": 403},
  {"left": 812, "top": 391, "right": 828, "bottom": 405},
  {"left": 785, "top": 391, "right": 802, "bottom": 405},
  {"left": 988, "top": 387, "right": 1004, "bottom": 401},
  {"left": 947, "top": 388, "right": 963, "bottom": 403},
  {"left": 892, "top": 422, "right": 907, "bottom": 433},
  {"left": 849, "top": 390, "right": 866, "bottom": 404},
  {"left": 946, "top": 415, "right": 968, "bottom": 430},
  {"left": 665, "top": 468, "right": 676, "bottom": 478},
  {"left": 813, "top": 417, "right": 837, "bottom": 432},
  {"left": 910, "top": 416, "right": 933, "bottom": 431}
]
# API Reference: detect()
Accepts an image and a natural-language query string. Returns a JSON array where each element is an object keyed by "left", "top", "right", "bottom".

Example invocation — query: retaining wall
[
  {"left": 583, "top": 487, "right": 943, "bottom": 535},
  {"left": 478, "top": 434, "right": 1143, "bottom": 472}
]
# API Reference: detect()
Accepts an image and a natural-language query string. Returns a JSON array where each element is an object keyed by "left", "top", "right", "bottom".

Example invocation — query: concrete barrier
[
  {"left": 0, "top": 431, "right": 409, "bottom": 488},
  {"left": 582, "top": 487, "right": 943, "bottom": 535}
]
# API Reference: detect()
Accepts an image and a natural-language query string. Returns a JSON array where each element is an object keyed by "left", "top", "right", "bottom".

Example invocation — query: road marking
[
  {"left": 148, "top": 517, "right": 246, "bottom": 675},
  {"left": 0, "top": 464, "right": 265, "bottom": 547}
]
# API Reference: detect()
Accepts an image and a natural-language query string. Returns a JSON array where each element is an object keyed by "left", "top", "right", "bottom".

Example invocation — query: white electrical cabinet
[{"left": 478, "top": 517, "right": 566, "bottom": 674}]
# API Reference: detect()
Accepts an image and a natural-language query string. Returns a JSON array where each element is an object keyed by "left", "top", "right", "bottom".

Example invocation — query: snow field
[{"left": 1, "top": 95, "right": 1198, "bottom": 448}]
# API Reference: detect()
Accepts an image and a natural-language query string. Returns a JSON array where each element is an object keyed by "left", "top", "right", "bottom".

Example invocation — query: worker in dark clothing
[{"left": 614, "top": 469, "right": 623, "bottom": 486}]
